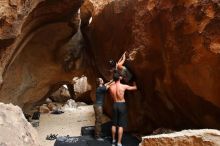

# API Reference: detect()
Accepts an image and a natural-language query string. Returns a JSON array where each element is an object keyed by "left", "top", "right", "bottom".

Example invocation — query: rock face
[
  {"left": 84, "top": 0, "right": 220, "bottom": 133},
  {"left": 73, "top": 76, "right": 92, "bottom": 97},
  {"left": 1, "top": 0, "right": 220, "bottom": 135},
  {"left": 39, "top": 104, "right": 50, "bottom": 113},
  {"left": 50, "top": 85, "right": 71, "bottom": 102},
  {"left": 0, "top": 102, "right": 40, "bottom": 146},
  {"left": 0, "top": 0, "right": 99, "bottom": 110},
  {"left": 140, "top": 129, "right": 220, "bottom": 146}
]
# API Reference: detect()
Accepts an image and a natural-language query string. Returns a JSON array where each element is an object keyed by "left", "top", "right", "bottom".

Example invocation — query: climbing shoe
[
  {"left": 46, "top": 134, "right": 58, "bottom": 140},
  {"left": 112, "top": 139, "right": 116, "bottom": 146}
]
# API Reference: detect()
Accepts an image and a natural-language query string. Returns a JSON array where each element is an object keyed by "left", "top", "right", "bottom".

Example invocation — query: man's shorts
[{"left": 112, "top": 102, "right": 127, "bottom": 127}]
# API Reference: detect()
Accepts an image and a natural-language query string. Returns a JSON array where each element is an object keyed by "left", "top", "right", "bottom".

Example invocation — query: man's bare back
[
  {"left": 109, "top": 74, "right": 137, "bottom": 146},
  {"left": 109, "top": 79, "right": 137, "bottom": 102}
]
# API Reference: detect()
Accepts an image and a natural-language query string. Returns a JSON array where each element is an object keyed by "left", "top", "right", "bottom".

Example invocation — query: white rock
[
  {"left": 140, "top": 129, "right": 220, "bottom": 146},
  {"left": 73, "top": 76, "right": 92, "bottom": 96},
  {"left": 0, "top": 103, "right": 40, "bottom": 146},
  {"left": 62, "top": 99, "right": 79, "bottom": 111}
]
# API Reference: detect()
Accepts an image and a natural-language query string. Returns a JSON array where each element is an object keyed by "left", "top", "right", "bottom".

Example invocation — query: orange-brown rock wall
[
  {"left": 0, "top": 0, "right": 98, "bottom": 109},
  {"left": 86, "top": 0, "right": 220, "bottom": 134},
  {"left": 1, "top": 0, "right": 220, "bottom": 135}
]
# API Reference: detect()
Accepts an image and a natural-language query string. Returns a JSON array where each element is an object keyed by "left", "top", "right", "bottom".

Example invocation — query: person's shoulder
[
  {"left": 120, "top": 83, "right": 128, "bottom": 88},
  {"left": 97, "top": 86, "right": 104, "bottom": 89},
  {"left": 96, "top": 86, "right": 101, "bottom": 90},
  {"left": 121, "top": 66, "right": 129, "bottom": 71},
  {"left": 121, "top": 66, "right": 126, "bottom": 69},
  {"left": 100, "top": 85, "right": 107, "bottom": 91}
]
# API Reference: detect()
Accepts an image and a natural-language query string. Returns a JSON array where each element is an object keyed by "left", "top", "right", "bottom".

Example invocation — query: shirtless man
[{"left": 109, "top": 73, "right": 137, "bottom": 146}]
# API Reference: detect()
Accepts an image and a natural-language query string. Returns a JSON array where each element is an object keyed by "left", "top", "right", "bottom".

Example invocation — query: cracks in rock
[
  {"left": 62, "top": 10, "right": 85, "bottom": 72},
  {"left": 2, "top": 0, "right": 83, "bottom": 78},
  {"left": 0, "top": 0, "right": 86, "bottom": 110},
  {"left": 0, "top": 38, "right": 15, "bottom": 50}
]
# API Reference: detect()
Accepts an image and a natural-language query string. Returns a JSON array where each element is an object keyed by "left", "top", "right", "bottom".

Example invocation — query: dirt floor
[{"left": 36, "top": 105, "right": 110, "bottom": 146}]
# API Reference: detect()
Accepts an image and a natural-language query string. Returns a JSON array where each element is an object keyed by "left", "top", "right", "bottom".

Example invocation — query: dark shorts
[{"left": 112, "top": 102, "right": 127, "bottom": 128}]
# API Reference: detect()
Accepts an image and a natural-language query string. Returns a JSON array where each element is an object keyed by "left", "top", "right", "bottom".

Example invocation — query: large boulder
[
  {"left": 0, "top": 0, "right": 98, "bottom": 109},
  {"left": 84, "top": 0, "right": 220, "bottom": 133},
  {"left": 50, "top": 85, "right": 71, "bottom": 102},
  {"left": 0, "top": 102, "right": 40, "bottom": 146},
  {"left": 39, "top": 104, "right": 50, "bottom": 113},
  {"left": 140, "top": 129, "right": 220, "bottom": 146},
  {"left": 73, "top": 75, "right": 92, "bottom": 97}
]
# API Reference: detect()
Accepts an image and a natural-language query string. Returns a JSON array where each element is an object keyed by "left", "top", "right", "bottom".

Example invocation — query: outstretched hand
[
  {"left": 117, "top": 51, "right": 127, "bottom": 68},
  {"left": 123, "top": 51, "right": 127, "bottom": 57}
]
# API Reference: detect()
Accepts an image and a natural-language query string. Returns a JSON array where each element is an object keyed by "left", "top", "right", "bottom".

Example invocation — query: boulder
[
  {"left": 0, "top": 0, "right": 88, "bottom": 110},
  {"left": 39, "top": 104, "right": 50, "bottom": 113},
  {"left": 47, "top": 102, "right": 57, "bottom": 111},
  {"left": 0, "top": 103, "right": 40, "bottom": 146},
  {"left": 73, "top": 76, "right": 92, "bottom": 97},
  {"left": 140, "top": 129, "right": 220, "bottom": 146},
  {"left": 62, "top": 99, "right": 78, "bottom": 111},
  {"left": 50, "top": 86, "right": 71, "bottom": 102},
  {"left": 45, "top": 98, "right": 52, "bottom": 103},
  {"left": 84, "top": 0, "right": 220, "bottom": 133}
]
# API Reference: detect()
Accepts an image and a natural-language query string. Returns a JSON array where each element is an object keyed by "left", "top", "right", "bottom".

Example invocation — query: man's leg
[
  {"left": 97, "top": 106, "right": 103, "bottom": 138},
  {"left": 112, "top": 125, "right": 117, "bottom": 145},
  {"left": 112, "top": 125, "right": 116, "bottom": 141},
  {"left": 117, "top": 103, "right": 127, "bottom": 146},
  {"left": 112, "top": 103, "right": 117, "bottom": 145},
  {"left": 94, "top": 105, "right": 99, "bottom": 137},
  {"left": 94, "top": 105, "right": 102, "bottom": 138},
  {"left": 117, "top": 127, "right": 123, "bottom": 145}
]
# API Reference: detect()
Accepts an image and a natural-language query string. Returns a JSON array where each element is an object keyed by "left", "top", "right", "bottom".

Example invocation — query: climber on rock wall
[{"left": 109, "top": 51, "right": 134, "bottom": 84}]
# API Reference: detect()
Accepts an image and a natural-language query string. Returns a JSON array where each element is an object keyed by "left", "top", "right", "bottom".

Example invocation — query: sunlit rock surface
[
  {"left": 140, "top": 129, "right": 220, "bottom": 146},
  {"left": 0, "top": 102, "right": 40, "bottom": 146},
  {"left": 0, "top": 0, "right": 98, "bottom": 109}
]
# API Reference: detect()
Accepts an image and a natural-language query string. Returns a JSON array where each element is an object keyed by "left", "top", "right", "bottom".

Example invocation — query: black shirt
[{"left": 95, "top": 86, "right": 107, "bottom": 106}]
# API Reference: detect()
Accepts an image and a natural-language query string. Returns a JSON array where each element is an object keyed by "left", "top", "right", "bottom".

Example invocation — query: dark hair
[
  {"left": 96, "top": 78, "right": 103, "bottom": 86},
  {"left": 108, "top": 59, "right": 116, "bottom": 68},
  {"left": 113, "top": 71, "right": 120, "bottom": 81}
]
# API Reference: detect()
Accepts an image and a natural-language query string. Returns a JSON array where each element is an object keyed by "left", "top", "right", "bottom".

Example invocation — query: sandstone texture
[
  {"left": 47, "top": 102, "right": 57, "bottom": 111},
  {"left": 84, "top": 0, "right": 220, "bottom": 133},
  {"left": 39, "top": 104, "right": 50, "bottom": 113},
  {"left": 140, "top": 129, "right": 220, "bottom": 146},
  {"left": 50, "top": 85, "right": 71, "bottom": 102},
  {"left": 0, "top": 0, "right": 98, "bottom": 110},
  {"left": 73, "top": 76, "right": 92, "bottom": 97},
  {"left": 0, "top": 102, "right": 40, "bottom": 146},
  {"left": 1, "top": 0, "right": 220, "bottom": 135}
]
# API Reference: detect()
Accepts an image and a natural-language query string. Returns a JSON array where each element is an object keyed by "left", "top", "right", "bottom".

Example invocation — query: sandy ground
[{"left": 36, "top": 105, "right": 110, "bottom": 146}]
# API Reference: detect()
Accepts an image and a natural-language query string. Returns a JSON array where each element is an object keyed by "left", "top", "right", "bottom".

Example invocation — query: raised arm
[
  {"left": 125, "top": 82, "right": 137, "bottom": 91},
  {"left": 104, "top": 80, "right": 114, "bottom": 89},
  {"left": 116, "top": 52, "right": 126, "bottom": 70}
]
